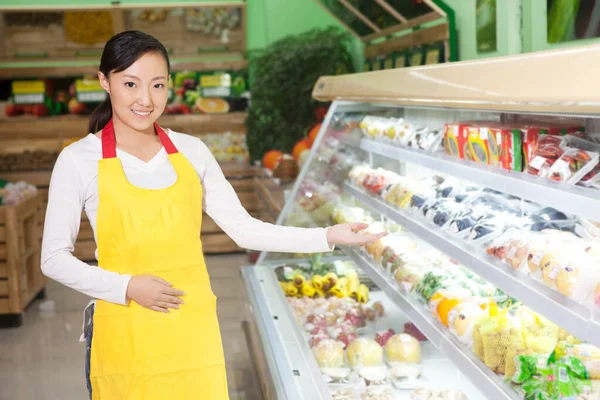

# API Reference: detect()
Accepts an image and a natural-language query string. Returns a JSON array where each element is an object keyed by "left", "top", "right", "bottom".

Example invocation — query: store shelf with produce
[
  {"left": 241, "top": 264, "right": 332, "bottom": 400},
  {"left": 0, "top": 58, "right": 248, "bottom": 80},
  {"left": 242, "top": 260, "right": 486, "bottom": 400},
  {"left": 0, "top": 112, "right": 248, "bottom": 141},
  {"left": 358, "top": 138, "right": 600, "bottom": 222},
  {"left": 341, "top": 246, "right": 519, "bottom": 400},
  {"left": 343, "top": 182, "right": 600, "bottom": 349}
]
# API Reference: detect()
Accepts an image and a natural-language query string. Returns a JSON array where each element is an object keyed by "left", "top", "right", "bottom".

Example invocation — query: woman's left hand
[{"left": 326, "top": 223, "right": 388, "bottom": 247}]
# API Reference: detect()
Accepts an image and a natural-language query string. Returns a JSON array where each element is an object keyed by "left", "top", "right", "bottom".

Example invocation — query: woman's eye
[
  {"left": 154, "top": 83, "right": 165, "bottom": 89},
  {"left": 125, "top": 82, "right": 136, "bottom": 88}
]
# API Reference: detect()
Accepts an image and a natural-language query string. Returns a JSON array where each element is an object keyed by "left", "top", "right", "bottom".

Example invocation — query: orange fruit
[
  {"left": 307, "top": 123, "right": 322, "bottom": 145},
  {"left": 262, "top": 150, "right": 283, "bottom": 171},
  {"left": 194, "top": 98, "right": 230, "bottom": 114},
  {"left": 292, "top": 139, "right": 311, "bottom": 161}
]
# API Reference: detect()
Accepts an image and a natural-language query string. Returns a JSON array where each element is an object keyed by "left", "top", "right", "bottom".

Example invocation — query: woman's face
[{"left": 99, "top": 52, "right": 169, "bottom": 132}]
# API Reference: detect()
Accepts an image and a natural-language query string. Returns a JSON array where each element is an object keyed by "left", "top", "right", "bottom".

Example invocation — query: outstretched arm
[{"left": 199, "top": 143, "right": 386, "bottom": 253}]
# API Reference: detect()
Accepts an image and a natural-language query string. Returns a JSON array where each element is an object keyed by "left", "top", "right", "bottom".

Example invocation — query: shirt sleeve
[
  {"left": 196, "top": 140, "right": 333, "bottom": 253},
  {"left": 40, "top": 148, "right": 131, "bottom": 305}
]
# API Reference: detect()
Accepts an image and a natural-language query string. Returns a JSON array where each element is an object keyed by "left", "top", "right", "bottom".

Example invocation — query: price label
[
  {"left": 75, "top": 79, "right": 107, "bottom": 103},
  {"left": 201, "top": 74, "right": 231, "bottom": 88},
  {"left": 200, "top": 74, "right": 231, "bottom": 97},
  {"left": 12, "top": 80, "right": 45, "bottom": 104},
  {"left": 426, "top": 49, "right": 440, "bottom": 65}
]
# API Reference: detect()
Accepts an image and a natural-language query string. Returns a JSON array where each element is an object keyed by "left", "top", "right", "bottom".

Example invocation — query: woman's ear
[{"left": 98, "top": 71, "right": 110, "bottom": 94}]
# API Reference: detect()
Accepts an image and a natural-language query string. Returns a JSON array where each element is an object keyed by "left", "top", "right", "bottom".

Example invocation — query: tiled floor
[{"left": 0, "top": 254, "right": 262, "bottom": 400}]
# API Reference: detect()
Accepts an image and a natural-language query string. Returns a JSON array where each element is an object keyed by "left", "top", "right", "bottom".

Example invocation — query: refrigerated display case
[{"left": 241, "top": 44, "right": 600, "bottom": 400}]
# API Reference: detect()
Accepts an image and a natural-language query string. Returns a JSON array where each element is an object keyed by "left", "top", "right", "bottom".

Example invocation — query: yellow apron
[{"left": 89, "top": 119, "right": 228, "bottom": 399}]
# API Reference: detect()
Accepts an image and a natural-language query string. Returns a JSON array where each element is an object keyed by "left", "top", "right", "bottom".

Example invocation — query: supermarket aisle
[{"left": 0, "top": 254, "right": 262, "bottom": 400}]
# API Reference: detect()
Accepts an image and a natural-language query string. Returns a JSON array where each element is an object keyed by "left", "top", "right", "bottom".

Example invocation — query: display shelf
[
  {"left": 0, "top": 112, "right": 248, "bottom": 141},
  {"left": 341, "top": 246, "right": 519, "bottom": 400},
  {"left": 0, "top": 58, "right": 248, "bottom": 79},
  {"left": 241, "top": 264, "right": 331, "bottom": 400},
  {"left": 359, "top": 138, "right": 600, "bottom": 222},
  {"left": 243, "top": 259, "right": 487, "bottom": 400},
  {"left": 344, "top": 182, "right": 600, "bottom": 348}
]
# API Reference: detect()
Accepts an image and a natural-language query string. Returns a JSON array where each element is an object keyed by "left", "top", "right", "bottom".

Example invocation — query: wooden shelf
[
  {"left": 0, "top": 112, "right": 248, "bottom": 141},
  {"left": 0, "top": 58, "right": 248, "bottom": 79}
]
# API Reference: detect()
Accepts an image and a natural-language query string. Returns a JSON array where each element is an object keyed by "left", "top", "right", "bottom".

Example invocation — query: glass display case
[{"left": 241, "top": 44, "right": 600, "bottom": 400}]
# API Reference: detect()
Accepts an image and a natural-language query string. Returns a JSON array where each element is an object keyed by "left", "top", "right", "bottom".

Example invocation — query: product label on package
[
  {"left": 529, "top": 156, "right": 547, "bottom": 170},
  {"left": 549, "top": 265, "right": 561, "bottom": 280},
  {"left": 12, "top": 80, "right": 45, "bottom": 104},
  {"left": 531, "top": 252, "right": 544, "bottom": 266},
  {"left": 425, "top": 49, "right": 440, "bottom": 65},
  {"left": 200, "top": 74, "right": 231, "bottom": 97},
  {"left": 75, "top": 79, "right": 107, "bottom": 103}
]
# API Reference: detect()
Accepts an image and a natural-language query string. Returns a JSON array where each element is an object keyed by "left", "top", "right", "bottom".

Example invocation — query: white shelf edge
[
  {"left": 344, "top": 183, "right": 599, "bottom": 348},
  {"left": 241, "top": 266, "right": 332, "bottom": 400},
  {"left": 341, "top": 246, "right": 520, "bottom": 400},
  {"left": 360, "top": 138, "right": 600, "bottom": 222}
]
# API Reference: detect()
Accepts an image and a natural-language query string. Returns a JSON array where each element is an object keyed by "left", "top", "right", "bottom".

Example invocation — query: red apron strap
[{"left": 101, "top": 119, "right": 178, "bottom": 159}]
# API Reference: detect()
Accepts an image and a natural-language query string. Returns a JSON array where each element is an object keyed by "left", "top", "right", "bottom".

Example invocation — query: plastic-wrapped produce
[
  {"left": 312, "top": 339, "right": 345, "bottom": 368},
  {"left": 447, "top": 302, "right": 487, "bottom": 348},
  {"left": 385, "top": 334, "right": 422, "bottom": 363},
  {"left": 346, "top": 338, "right": 384, "bottom": 369}
]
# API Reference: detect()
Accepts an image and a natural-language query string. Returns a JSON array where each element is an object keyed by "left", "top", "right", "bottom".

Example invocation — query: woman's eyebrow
[{"left": 122, "top": 75, "right": 166, "bottom": 81}]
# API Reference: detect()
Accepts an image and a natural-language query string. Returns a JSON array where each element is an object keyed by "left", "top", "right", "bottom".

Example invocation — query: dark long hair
[{"left": 89, "top": 30, "right": 170, "bottom": 133}]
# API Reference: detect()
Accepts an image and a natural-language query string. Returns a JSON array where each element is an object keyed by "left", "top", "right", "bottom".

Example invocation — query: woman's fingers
[
  {"left": 355, "top": 232, "right": 388, "bottom": 244},
  {"left": 150, "top": 305, "right": 169, "bottom": 313},
  {"left": 160, "top": 294, "right": 184, "bottom": 305},
  {"left": 152, "top": 276, "right": 172, "bottom": 286},
  {"left": 156, "top": 301, "right": 180, "bottom": 310},
  {"left": 164, "top": 286, "right": 186, "bottom": 296},
  {"left": 349, "top": 222, "right": 369, "bottom": 232}
]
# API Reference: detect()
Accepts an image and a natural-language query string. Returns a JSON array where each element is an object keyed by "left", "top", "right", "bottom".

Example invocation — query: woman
[{"left": 41, "top": 30, "right": 385, "bottom": 400}]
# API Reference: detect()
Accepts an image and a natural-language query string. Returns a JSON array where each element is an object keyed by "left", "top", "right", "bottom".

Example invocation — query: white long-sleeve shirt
[{"left": 41, "top": 130, "right": 332, "bottom": 306}]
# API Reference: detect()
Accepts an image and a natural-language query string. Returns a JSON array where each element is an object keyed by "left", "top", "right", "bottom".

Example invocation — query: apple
[
  {"left": 4, "top": 104, "right": 21, "bottom": 117},
  {"left": 32, "top": 104, "right": 49, "bottom": 117}
]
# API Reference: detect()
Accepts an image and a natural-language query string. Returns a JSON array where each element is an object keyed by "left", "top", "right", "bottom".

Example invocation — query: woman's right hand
[{"left": 126, "top": 274, "right": 185, "bottom": 313}]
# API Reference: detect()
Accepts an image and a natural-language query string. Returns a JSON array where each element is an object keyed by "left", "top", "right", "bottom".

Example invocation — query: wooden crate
[
  {"left": 0, "top": 192, "right": 46, "bottom": 326},
  {"left": 124, "top": 5, "right": 246, "bottom": 57},
  {"left": 0, "top": 10, "right": 119, "bottom": 60},
  {"left": 253, "top": 176, "right": 284, "bottom": 224}
]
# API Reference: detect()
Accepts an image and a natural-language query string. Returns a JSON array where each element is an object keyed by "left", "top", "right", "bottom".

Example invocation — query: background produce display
[
  {"left": 0, "top": 179, "right": 37, "bottom": 206},
  {"left": 165, "top": 70, "right": 248, "bottom": 115}
]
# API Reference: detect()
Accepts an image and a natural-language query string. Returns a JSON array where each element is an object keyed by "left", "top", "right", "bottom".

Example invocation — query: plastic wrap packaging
[
  {"left": 360, "top": 116, "right": 388, "bottom": 138},
  {"left": 526, "top": 135, "right": 600, "bottom": 184},
  {"left": 428, "top": 289, "right": 473, "bottom": 327},
  {"left": 556, "top": 342, "right": 600, "bottom": 380},
  {"left": 447, "top": 301, "right": 487, "bottom": 349},
  {"left": 312, "top": 338, "right": 346, "bottom": 368},
  {"left": 385, "top": 334, "right": 422, "bottom": 363},
  {"left": 346, "top": 338, "right": 384, "bottom": 370},
  {"left": 394, "top": 262, "right": 429, "bottom": 294},
  {"left": 362, "top": 169, "right": 402, "bottom": 196},
  {"left": 348, "top": 164, "right": 373, "bottom": 187},
  {"left": 546, "top": 148, "right": 599, "bottom": 184}
]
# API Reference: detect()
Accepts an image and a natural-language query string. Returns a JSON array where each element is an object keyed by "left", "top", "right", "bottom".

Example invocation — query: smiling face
[{"left": 99, "top": 51, "right": 169, "bottom": 133}]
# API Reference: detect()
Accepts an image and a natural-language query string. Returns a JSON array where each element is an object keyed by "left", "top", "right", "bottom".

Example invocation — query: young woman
[{"left": 41, "top": 30, "right": 386, "bottom": 400}]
